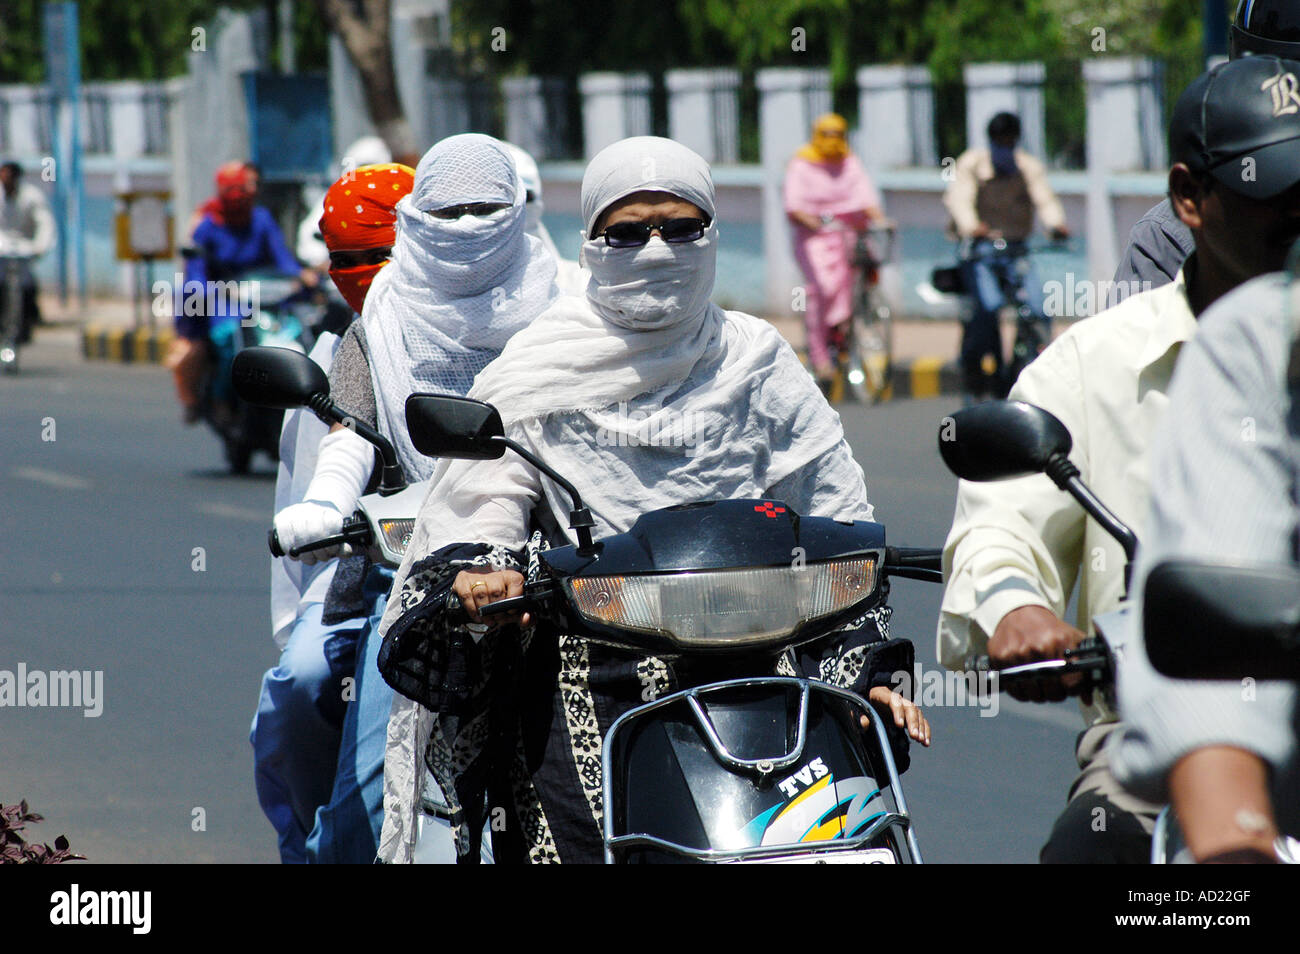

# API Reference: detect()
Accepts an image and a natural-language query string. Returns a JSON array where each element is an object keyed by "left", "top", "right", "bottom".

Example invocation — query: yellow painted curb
[
  {"left": 105, "top": 328, "right": 126, "bottom": 363},
  {"left": 910, "top": 356, "right": 946, "bottom": 399},
  {"left": 81, "top": 325, "right": 101, "bottom": 360}
]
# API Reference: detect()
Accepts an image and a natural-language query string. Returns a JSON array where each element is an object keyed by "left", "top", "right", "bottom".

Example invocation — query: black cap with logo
[{"left": 1170, "top": 54, "right": 1300, "bottom": 199}]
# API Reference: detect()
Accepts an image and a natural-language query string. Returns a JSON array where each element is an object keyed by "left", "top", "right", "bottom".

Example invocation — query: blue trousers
[
  {"left": 305, "top": 565, "right": 396, "bottom": 864},
  {"left": 251, "top": 602, "right": 366, "bottom": 864},
  {"left": 959, "top": 247, "right": 1048, "bottom": 397}
]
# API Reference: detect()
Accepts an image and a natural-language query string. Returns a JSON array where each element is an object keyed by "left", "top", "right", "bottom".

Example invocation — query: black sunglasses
[
  {"left": 428, "top": 201, "right": 510, "bottom": 220},
  {"left": 594, "top": 217, "right": 711, "bottom": 248}
]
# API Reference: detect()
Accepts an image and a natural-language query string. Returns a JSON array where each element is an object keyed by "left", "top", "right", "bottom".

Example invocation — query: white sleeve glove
[
  {"left": 274, "top": 501, "right": 345, "bottom": 565},
  {"left": 274, "top": 425, "right": 375, "bottom": 563}
]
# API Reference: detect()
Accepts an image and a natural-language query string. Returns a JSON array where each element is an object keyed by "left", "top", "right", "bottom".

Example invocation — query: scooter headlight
[
  {"left": 377, "top": 518, "right": 415, "bottom": 557},
  {"left": 565, "top": 556, "right": 879, "bottom": 650}
]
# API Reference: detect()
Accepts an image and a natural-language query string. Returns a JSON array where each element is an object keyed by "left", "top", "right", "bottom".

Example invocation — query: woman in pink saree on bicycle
[{"left": 783, "top": 113, "right": 890, "bottom": 386}]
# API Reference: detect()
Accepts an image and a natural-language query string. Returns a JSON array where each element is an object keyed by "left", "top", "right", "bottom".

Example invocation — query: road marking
[
  {"left": 195, "top": 501, "right": 267, "bottom": 523},
  {"left": 11, "top": 467, "right": 92, "bottom": 490}
]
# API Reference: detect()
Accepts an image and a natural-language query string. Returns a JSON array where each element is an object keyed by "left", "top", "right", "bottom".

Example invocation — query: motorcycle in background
[
  {"left": 0, "top": 252, "right": 33, "bottom": 373},
  {"left": 183, "top": 248, "right": 350, "bottom": 473}
]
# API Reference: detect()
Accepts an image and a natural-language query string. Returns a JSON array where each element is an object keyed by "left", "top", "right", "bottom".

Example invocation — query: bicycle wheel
[
  {"left": 1005, "top": 311, "right": 1050, "bottom": 392},
  {"left": 0, "top": 274, "right": 22, "bottom": 374},
  {"left": 845, "top": 284, "right": 893, "bottom": 403}
]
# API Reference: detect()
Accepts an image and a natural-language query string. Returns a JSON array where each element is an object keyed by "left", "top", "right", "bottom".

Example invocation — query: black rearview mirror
[
  {"left": 405, "top": 394, "right": 506, "bottom": 461},
  {"left": 938, "top": 400, "right": 1073, "bottom": 482},
  {"left": 232, "top": 346, "right": 329, "bottom": 410},
  {"left": 1144, "top": 560, "right": 1300, "bottom": 680}
]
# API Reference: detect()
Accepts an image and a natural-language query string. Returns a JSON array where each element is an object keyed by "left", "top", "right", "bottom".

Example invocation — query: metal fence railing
[
  {"left": 80, "top": 89, "right": 111, "bottom": 154},
  {"left": 142, "top": 86, "right": 171, "bottom": 155}
]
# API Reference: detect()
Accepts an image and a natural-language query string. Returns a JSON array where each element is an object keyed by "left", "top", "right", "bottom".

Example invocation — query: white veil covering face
[
  {"left": 458, "top": 135, "right": 850, "bottom": 503},
  {"left": 359, "top": 134, "right": 558, "bottom": 481},
  {"left": 377, "top": 137, "right": 871, "bottom": 862}
]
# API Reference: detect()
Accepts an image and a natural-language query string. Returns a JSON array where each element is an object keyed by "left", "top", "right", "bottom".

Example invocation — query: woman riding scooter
[{"left": 374, "top": 136, "right": 931, "bottom": 864}]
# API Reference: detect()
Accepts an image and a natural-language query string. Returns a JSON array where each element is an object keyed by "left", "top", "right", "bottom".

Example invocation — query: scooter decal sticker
[
  {"left": 736, "top": 803, "right": 784, "bottom": 846},
  {"left": 734, "top": 775, "right": 885, "bottom": 847},
  {"left": 815, "top": 778, "right": 884, "bottom": 841}
]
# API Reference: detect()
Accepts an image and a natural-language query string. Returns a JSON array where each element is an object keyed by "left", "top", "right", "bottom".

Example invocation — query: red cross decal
[{"left": 755, "top": 502, "right": 786, "bottom": 518}]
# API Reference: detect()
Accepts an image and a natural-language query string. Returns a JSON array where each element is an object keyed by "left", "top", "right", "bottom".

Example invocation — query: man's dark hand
[{"left": 988, "top": 605, "right": 1087, "bottom": 703}]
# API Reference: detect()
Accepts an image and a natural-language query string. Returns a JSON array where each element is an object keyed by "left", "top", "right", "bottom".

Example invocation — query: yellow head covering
[{"left": 796, "top": 113, "right": 850, "bottom": 163}]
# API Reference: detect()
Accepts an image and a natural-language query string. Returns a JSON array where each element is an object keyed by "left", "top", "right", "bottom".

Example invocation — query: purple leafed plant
[{"left": 1, "top": 801, "right": 86, "bottom": 864}]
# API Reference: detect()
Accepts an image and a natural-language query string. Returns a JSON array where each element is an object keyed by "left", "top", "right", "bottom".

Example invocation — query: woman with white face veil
[
  {"left": 270, "top": 133, "right": 557, "bottom": 863},
  {"left": 374, "top": 136, "right": 929, "bottom": 864}
]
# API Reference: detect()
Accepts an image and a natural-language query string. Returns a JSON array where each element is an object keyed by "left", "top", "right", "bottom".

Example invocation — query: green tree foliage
[
  {"left": 0, "top": 0, "right": 331, "bottom": 83},
  {"left": 0, "top": 0, "right": 1209, "bottom": 84}
]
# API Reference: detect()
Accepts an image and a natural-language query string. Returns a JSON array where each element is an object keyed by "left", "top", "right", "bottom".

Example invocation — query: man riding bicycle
[
  {"left": 943, "top": 112, "right": 1069, "bottom": 401},
  {"left": 0, "top": 161, "right": 56, "bottom": 370}
]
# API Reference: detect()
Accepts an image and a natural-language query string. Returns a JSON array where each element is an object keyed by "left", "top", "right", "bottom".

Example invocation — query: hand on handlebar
[
  {"left": 273, "top": 501, "right": 347, "bottom": 565},
  {"left": 453, "top": 568, "right": 531, "bottom": 628},
  {"left": 988, "top": 605, "right": 1089, "bottom": 704}
]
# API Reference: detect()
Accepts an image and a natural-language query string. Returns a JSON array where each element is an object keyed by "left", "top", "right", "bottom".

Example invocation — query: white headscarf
[
  {"left": 454, "top": 135, "right": 849, "bottom": 532},
  {"left": 359, "top": 134, "right": 558, "bottom": 480}
]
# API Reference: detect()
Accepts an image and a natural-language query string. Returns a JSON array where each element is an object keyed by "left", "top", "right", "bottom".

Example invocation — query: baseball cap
[{"left": 1170, "top": 55, "right": 1300, "bottom": 199}]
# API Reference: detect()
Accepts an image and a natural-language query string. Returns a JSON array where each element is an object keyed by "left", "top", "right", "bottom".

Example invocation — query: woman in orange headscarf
[
  {"left": 317, "top": 162, "right": 415, "bottom": 314},
  {"left": 254, "top": 162, "right": 414, "bottom": 866},
  {"left": 783, "top": 114, "right": 889, "bottom": 385}
]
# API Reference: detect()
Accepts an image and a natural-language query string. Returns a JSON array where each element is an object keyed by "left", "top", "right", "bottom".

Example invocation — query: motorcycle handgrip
[
  {"left": 478, "top": 595, "right": 532, "bottom": 618},
  {"left": 963, "top": 639, "right": 1113, "bottom": 690},
  {"left": 440, "top": 597, "right": 529, "bottom": 627},
  {"left": 883, "top": 546, "right": 944, "bottom": 583},
  {"left": 268, "top": 515, "right": 370, "bottom": 558}
]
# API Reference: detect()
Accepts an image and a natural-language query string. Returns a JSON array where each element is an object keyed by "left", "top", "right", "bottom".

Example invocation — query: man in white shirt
[
  {"left": 937, "top": 55, "right": 1300, "bottom": 862},
  {"left": 0, "top": 161, "right": 56, "bottom": 359}
]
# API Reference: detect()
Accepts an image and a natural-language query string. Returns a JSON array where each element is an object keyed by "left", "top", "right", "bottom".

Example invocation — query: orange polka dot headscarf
[
  {"left": 319, "top": 162, "right": 414, "bottom": 312},
  {"left": 319, "top": 162, "right": 415, "bottom": 252}
]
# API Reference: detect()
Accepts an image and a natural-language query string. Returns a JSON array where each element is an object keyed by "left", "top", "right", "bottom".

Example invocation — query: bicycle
[
  {"left": 821, "top": 219, "right": 896, "bottom": 404},
  {"left": 932, "top": 236, "right": 1069, "bottom": 399}
]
